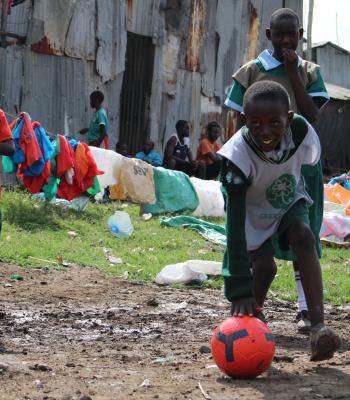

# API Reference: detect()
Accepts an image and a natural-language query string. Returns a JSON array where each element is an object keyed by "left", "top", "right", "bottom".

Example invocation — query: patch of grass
[{"left": 2, "top": 190, "right": 350, "bottom": 305}]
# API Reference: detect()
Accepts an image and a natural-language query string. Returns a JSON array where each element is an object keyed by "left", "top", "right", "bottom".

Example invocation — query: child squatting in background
[
  {"left": 196, "top": 121, "right": 222, "bottom": 180},
  {"left": 218, "top": 81, "right": 340, "bottom": 361},
  {"left": 80, "top": 90, "right": 109, "bottom": 149},
  {"left": 225, "top": 7, "right": 329, "bottom": 332},
  {"left": 135, "top": 140, "right": 162, "bottom": 167}
]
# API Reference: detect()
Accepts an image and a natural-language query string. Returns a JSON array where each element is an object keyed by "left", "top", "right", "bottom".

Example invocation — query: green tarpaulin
[{"left": 160, "top": 215, "right": 226, "bottom": 246}]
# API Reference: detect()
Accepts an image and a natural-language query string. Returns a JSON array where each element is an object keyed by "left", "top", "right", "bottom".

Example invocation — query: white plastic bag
[
  {"left": 190, "top": 177, "right": 225, "bottom": 217},
  {"left": 155, "top": 260, "right": 222, "bottom": 285}
]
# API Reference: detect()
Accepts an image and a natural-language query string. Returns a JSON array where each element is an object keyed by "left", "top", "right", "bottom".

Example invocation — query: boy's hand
[
  {"left": 230, "top": 297, "right": 261, "bottom": 317},
  {"left": 282, "top": 48, "right": 298, "bottom": 74}
]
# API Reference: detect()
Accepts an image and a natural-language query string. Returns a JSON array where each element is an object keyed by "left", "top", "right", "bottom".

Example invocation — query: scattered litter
[
  {"left": 151, "top": 356, "right": 175, "bottom": 365},
  {"left": 108, "top": 255, "right": 123, "bottom": 264},
  {"left": 205, "top": 364, "right": 218, "bottom": 369},
  {"left": 28, "top": 256, "right": 57, "bottom": 265},
  {"left": 199, "top": 346, "right": 211, "bottom": 354},
  {"left": 140, "top": 378, "right": 151, "bottom": 387},
  {"left": 146, "top": 298, "right": 159, "bottom": 307},
  {"left": 5, "top": 235, "right": 10, "bottom": 241},
  {"left": 103, "top": 248, "right": 112, "bottom": 255},
  {"left": 198, "top": 381, "right": 211, "bottom": 400},
  {"left": 32, "top": 193, "right": 89, "bottom": 211},
  {"left": 141, "top": 213, "right": 152, "bottom": 221},
  {"left": 67, "top": 231, "right": 78, "bottom": 238},
  {"left": 3, "top": 283, "right": 13, "bottom": 288},
  {"left": 57, "top": 256, "right": 73, "bottom": 268},
  {"left": 9, "top": 274, "right": 23, "bottom": 281},
  {"left": 29, "top": 364, "right": 52, "bottom": 372},
  {"left": 34, "top": 379, "right": 43, "bottom": 388},
  {"left": 108, "top": 211, "right": 134, "bottom": 238},
  {"left": 155, "top": 260, "right": 221, "bottom": 285},
  {"left": 274, "top": 355, "right": 294, "bottom": 363},
  {"left": 122, "top": 271, "right": 129, "bottom": 280}
]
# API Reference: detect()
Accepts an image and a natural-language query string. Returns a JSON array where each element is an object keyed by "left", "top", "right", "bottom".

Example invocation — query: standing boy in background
[
  {"left": 225, "top": 8, "right": 329, "bottom": 332},
  {"left": 80, "top": 90, "right": 109, "bottom": 149}
]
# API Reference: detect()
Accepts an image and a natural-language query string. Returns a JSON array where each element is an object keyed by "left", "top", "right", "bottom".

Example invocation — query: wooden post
[{"left": 1, "top": 0, "right": 7, "bottom": 48}]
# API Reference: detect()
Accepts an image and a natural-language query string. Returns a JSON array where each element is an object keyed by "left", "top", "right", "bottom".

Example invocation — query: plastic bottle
[{"left": 107, "top": 211, "right": 134, "bottom": 238}]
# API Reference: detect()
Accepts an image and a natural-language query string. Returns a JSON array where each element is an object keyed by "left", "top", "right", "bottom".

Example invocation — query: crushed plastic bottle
[{"left": 107, "top": 211, "right": 134, "bottom": 238}]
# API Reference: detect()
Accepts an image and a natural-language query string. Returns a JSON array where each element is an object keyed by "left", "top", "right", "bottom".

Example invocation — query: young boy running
[
  {"left": 225, "top": 8, "right": 329, "bottom": 332},
  {"left": 80, "top": 91, "right": 109, "bottom": 149},
  {"left": 219, "top": 81, "right": 340, "bottom": 361}
]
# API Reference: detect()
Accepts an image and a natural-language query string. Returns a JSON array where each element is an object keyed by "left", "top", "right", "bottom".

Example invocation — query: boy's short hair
[
  {"left": 206, "top": 121, "right": 221, "bottom": 132},
  {"left": 270, "top": 8, "right": 300, "bottom": 27},
  {"left": 243, "top": 81, "right": 290, "bottom": 111},
  {"left": 90, "top": 90, "right": 104, "bottom": 103},
  {"left": 145, "top": 140, "right": 155, "bottom": 148},
  {"left": 175, "top": 120, "right": 189, "bottom": 131}
]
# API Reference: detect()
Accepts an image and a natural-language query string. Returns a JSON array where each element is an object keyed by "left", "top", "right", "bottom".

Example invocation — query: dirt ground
[{"left": 0, "top": 263, "right": 349, "bottom": 400}]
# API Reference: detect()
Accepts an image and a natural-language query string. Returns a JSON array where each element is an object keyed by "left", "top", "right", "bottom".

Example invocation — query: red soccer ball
[{"left": 211, "top": 316, "right": 275, "bottom": 378}]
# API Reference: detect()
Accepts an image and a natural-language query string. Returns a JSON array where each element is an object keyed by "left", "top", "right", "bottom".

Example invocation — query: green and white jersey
[
  {"left": 218, "top": 115, "right": 320, "bottom": 251},
  {"left": 225, "top": 49, "right": 329, "bottom": 113}
]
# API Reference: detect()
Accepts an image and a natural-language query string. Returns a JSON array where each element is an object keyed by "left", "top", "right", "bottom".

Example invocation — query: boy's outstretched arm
[
  {"left": 221, "top": 159, "right": 256, "bottom": 315},
  {"left": 0, "top": 139, "right": 14, "bottom": 156},
  {"left": 283, "top": 49, "right": 319, "bottom": 123}
]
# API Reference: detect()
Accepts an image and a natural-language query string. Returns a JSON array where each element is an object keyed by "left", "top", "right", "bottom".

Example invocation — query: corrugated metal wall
[
  {"left": 314, "top": 45, "right": 350, "bottom": 90},
  {"left": 0, "top": 0, "right": 302, "bottom": 155}
]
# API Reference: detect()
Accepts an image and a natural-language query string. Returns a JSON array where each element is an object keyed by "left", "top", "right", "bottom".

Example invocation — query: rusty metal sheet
[
  {"left": 185, "top": 0, "right": 204, "bottom": 72},
  {"left": 201, "top": 0, "right": 218, "bottom": 98},
  {"left": 96, "top": 0, "right": 126, "bottom": 82},
  {"left": 127, "top": 0, "right": 160, "bottom": 37},
  {"left": 29, "top": 0, "right": 76, "bottom": 55},
  {"left": 64, "top": 0, "right": 96, "bottom": 60},
  {"left": 162, "top": 33, "right": 180, "bottom": 96}
]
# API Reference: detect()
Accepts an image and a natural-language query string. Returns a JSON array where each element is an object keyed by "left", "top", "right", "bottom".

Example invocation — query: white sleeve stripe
[
  {"left": 224, "top": 98, "right": 243, "bottom": 112},
  {"left": 309, "top": 91, "right": 330, "bottom": 99}
]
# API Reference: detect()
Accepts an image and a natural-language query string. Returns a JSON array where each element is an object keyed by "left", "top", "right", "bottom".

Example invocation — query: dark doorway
[{"left": 119, "top": 32, "right": 155, "bottom": 155}]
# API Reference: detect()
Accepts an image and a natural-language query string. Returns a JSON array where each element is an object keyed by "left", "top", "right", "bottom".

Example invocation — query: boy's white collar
[{"left": 258, "top": 49, "right": 302, "bottom": 71}]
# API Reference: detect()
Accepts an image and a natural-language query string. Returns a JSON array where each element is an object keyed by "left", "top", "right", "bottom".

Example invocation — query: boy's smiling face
[
  {"left": 266, "top": 17, "right": 303, "bottom": 61},
  {"left": 242, "top": 100, "right": 293, "bottom": 153}
]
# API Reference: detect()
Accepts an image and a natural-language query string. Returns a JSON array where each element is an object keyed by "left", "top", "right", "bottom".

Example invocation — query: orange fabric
[
  {"left": 0, "top": 110, "right": 13, "bottom": 142},
  {"left": 56, "top": 135, "right": 74, "bottom": 177},
  {"left": 58, "top": 142, "right": 103, "bottom": 201},
  {"left": 196, "top": 138, "right": 221, "bottom": 164},
  {"left": 8, "top": 118, "right": 17, "bottom": 131},
  {"left": 324, "top": 183, "right": 350, "bottom": 216},
  {"left": 17, "top": 112, "right": 42, "bottom": 168}
]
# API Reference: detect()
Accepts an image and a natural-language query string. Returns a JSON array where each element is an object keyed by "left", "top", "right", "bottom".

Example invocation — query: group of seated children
[
  {"left": 115, "top": 120, "right": 222, "bottom": 180},
  {"left": 82, "top": 90, "right": 222, "bottom": 180}
]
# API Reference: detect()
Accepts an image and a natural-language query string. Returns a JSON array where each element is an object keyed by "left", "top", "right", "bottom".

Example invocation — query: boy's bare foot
[{"left": 310, "top": 324, "right": 341, "bottom": 361}]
